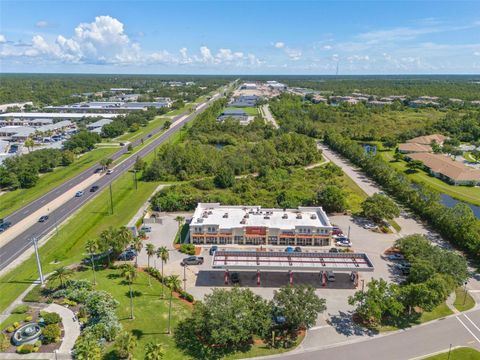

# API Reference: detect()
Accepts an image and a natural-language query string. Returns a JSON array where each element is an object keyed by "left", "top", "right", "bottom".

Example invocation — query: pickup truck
[{"left": 181, "top": 256, "right": 204, "bottom": 266}]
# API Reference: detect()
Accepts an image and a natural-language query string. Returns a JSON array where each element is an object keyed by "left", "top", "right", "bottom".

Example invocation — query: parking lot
[{"left": 133, "top": 212, "right": 423, "bottom": 326}]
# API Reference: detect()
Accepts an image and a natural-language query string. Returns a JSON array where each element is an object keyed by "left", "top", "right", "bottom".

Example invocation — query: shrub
[
  {"left": 42, "top": 323, "right": 61, "bottom": 344},
  {"left": 24, "top": 315, "right": 33, "bottom": 322},
  {"left": 41, "top": 311, "right": 62, "bottom": 325},
  {"left": 12, "top": 304, "right": 29, "bottom": 314},
  {"left": 62, "top": 299, "right": 77, "bottom": 306},
  {"left": 180, "top": 291, "right": 194, "bottom": 303},
  {"left": 179, "top": 243, "right": 195, "bottom": 255},
  {"left": 34, "top": 340, "right": 42, "bottom": 348},
  {"left": 6, "top": 326, "right": 14, "bottom": 333},
  {"left": 0, "top": 333, "right": 9, "bottom": 351},
  {"left": 13, "top": 322, "right": 20, "bottom": 329},
  {"left": 16, "top": 344, "right": 37, "bottom": 354}
]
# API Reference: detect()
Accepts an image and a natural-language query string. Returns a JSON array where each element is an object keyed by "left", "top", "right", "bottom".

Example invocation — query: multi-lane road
[{"left": 0, "top": 92, "right": 222, "bottom": 271}]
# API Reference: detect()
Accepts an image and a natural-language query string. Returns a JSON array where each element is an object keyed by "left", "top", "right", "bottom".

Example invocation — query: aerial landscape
[{"left": 1, "top": 1, "right": 480, "bottom": 359}]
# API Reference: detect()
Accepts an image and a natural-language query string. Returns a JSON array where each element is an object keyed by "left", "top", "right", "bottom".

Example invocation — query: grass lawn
[
  {"left": 453, "top": 287, "right": 476, "bottom": 312},
  {"left": 0, "top": 312, "right": 30, "bottom": 331},
  {"left": 70, "top": 268, "right": 191, "bottom": 360},
  {"left": 340, "top": 170, "right": 368, "bottom": 214},
  {"left": 0, "top": 170, "right": 160, "bottom": 313},
  {"left": 0, "top": 147, "right": 118, "bottom": 219},
  {"left": 116, "top": 117, "right": 168, "bottom": 142},
  {"left": 224, "top": 106, "right": 259, "bottom": 116},
  {"left": 424, "top": 347, "right": 480, "bottom": 360},
  {"left": 464, "top": 152, "right": 479, "bottom": 164},
  {"left": 380, "top": 149, "right": 480, "bottom": 206}
]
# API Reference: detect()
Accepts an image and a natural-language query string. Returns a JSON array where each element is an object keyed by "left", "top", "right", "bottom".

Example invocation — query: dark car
[
  {"left": 0, "top": 220, "right": 12, "bottom": 232},
  {"left": 329, "top": 247, "right": 339, "bottom": 253},
  {"left": 90, "top": 185, "right": 99, "bottom": 192},
  {"left": 294, "top": 247, "right": 302, "bottom": 253},
  {"left": 209, "top": 246, "right": 218, "bottom": 256},
  {"left": 181, "top": 256, "right": 204, "bottom": 266},
  {"left": 230, "top": 272, "right": 240, "bottom": 284},
  {"left": 94, "top": 168, "right": 102, "bottom": 174},
  {"left": 118, "top": 251, "right": 135, "bottom": 261},
  {"left": 119, "top": 142, "right": 125, "bottom": 146},
  {"left": 38, "top": 215, "right": 49, "bottom": 223}
]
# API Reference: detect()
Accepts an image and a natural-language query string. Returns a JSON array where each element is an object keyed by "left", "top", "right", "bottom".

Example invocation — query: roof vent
[
  {"left": 240, "top": 219, "right": 246, "bottom": 224},
  {"left": 310, "top": 214, "right": 317, "bottom": 219},
  {"left": 244, "top": 214, "right": 249, "bottom": 218},
  {"left": 282, "top": 214, "right": 288, "bottom": 219},
  {"left": 296, "top": 214, "right": 302, "bottom": 219},
  {"left": 223, "top": 212, "right": 229, "bottom": 218},
  {"left": 197, "top": 218, "right": 203, "bottom": 223},
  {"left": 264, "top": 216, "right": 270, "bottom": 219}
]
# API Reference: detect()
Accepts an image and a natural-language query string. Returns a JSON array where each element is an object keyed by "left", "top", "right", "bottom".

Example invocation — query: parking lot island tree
[
  {"left": 361, "top": 193, "right": 400, "bottom": 224},
  {"left": 120, "top": 264, "right": 137, "bottom": 320},
  {"left": 156, "top": 246, "right": 169, "bottom": 298}
]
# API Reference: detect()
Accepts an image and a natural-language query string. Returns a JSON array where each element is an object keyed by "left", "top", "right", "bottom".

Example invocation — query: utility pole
[
  {"left": 32, "top": 236, "right": 45, "bottom": 285},
  {"left": 447, "top": 344, "right": 452, "bottom": 360},
  {"left": 133, "top": 170, "right": 138, "bottom": 190},
  {"left": 109, "top": 184, "right": 114, "bottom": 215}
]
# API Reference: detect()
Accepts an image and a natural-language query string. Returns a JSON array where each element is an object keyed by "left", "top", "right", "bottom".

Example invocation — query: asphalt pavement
[{"left": 0, "top": 93, "right": 222, "bottom": 271}]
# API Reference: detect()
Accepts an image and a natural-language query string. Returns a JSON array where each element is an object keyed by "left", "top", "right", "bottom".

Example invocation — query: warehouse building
[
  {"left": 189, "top": 203, "right": 333, "bottom": 246},
  {"left": 0, "top": 112, "right": 118, "bottom": 121}
]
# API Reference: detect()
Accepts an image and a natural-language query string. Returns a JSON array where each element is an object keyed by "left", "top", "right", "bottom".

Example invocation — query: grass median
[
  {"left": 0, "top": 147, "right": 118, "bottom": 219},
  {"left": 424, "top": 347, "right": 480, "bottom": 360}
]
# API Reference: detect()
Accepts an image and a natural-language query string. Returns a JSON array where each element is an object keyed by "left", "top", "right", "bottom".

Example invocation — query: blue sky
[{"left": 1, "top": 1, "right": 479, "bottom": 74}]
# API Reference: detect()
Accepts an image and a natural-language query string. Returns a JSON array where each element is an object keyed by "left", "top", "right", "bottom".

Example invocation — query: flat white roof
[
  {"left": 0, "top": 112, "right": 119, "bottom": 119},
  {"left": 212, "top": 251, "right": 374, "bottom": 272},
  {"left": 192, "top": 203, "right": 332, "bottom": 230}
]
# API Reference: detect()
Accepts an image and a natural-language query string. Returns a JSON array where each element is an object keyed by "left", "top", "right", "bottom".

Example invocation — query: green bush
[
  {"left": 6, "top": 326, "right": 14, "bottom": 333},
  {"left": 16, "top": 344, "right": 37, "bottom": 354},
  {"left": 41, "top": 311, "right": 62, "bottom": 325},
  {"left": 34, "top": 340, "right": 42, "bottom": 348},
  {"left": 24, "top": 315, "right": 33, "bottom": 322},
  {"left": 42, "top": 323, "right": 61, "bottom": 344},
  {"left": 180, "top": 291, "right": 194, "bottom": 303},
  {"left": 13, "top": 322, "right": 20, "bottom": 329},
  {"left": 0, "top": 333, "right": 9, "bottom": 351},
  {"left": 180, "top": 243, "right": 195, "bottom": 255},
  {"left": 62, "top": 299, "right": 77, "bottom": 306},
  {"left": 12, "top": 304, "right": 29, "bottom": 314}
]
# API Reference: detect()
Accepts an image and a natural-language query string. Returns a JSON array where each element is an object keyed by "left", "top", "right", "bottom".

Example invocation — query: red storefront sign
[{"left": 245, "top": 227, "right": 267, "bottom": 235}]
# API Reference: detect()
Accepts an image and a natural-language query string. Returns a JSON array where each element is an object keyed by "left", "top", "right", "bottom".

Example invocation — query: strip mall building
[{"left": 189, "top": 203, "right": 333, "bottom": 246}]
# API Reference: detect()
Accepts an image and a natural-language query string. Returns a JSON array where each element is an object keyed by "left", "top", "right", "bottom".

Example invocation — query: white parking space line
[
  {"left": 456, "top": 316, "right": 480, "bottom": 344},
  {"left": 464, "top": 314, "right": 480, "bottom": 333}
]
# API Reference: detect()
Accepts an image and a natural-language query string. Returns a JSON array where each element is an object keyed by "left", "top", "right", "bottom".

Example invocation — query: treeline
[
  {"left": 434, "top": 110, "right": 480, "bottom": 143},
  {"left": 150, "top": 165, "right": 361, "bottom": 213},
  {"left": 323, "top": 131, "right": 480, "bottom": 256},
  {"left": 269, "top": 94, "right": 437, "bottom": 141},
  {"left": 101, "top": 107, "right": 167, "bottom": 138},
  {"left": 143, "top": 99, "right": 321, "bottom": 182},
  {"left": 0, "top": 148, "right": 75, "bottom": 189},
  {"left": 63, "top": 131, "right": 101, "bottom": 153}
]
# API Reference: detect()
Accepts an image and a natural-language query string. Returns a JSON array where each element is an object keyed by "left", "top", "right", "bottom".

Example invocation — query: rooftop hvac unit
[
  {"left": 310, "top": 214, "right": 317, "bottom": 219},
  {"left": 208, "top": 211, "right": 213, "bottom": 215},
  {"left": 240, "top": 219, "right": 246, "bottom": 224},
  {"left": 202, "top": 212, "right": 208, "bottom": 218},
  {"left": 223, "top": 213, "right": 229, "bottom": 218},
  {"left": 197, "top": 218, "right": 203, "bottom": 223},
  {"left": 282, "top": 214, "right": 288, "bottom": 219},
  {"left": 264, "top": 216, "right": 270, "bottom": 219},
  {"left": 296, "top": 214, "right": 302, "bottom": 219},
  {"left": 244, "top": 214, "right": 249, "bottom": 218}
]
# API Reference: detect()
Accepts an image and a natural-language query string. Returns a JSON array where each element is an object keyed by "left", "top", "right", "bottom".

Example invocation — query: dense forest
[{"left": 0, "top": 74, "right": 230, "bottom": 106}]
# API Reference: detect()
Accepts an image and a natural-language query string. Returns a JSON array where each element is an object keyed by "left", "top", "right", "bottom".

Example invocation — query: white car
[
  {"left": 363, "top": 223, "right": 377, "bottom": 230},
  {"left": 106, "top": 169, "right": 114, "bottom": 175},
  {"left": 336, "top": 241, "right": 352, "bottom": 247}
]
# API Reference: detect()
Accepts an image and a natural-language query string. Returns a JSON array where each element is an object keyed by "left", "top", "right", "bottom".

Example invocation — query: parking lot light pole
[
  {"left": 463, "top": 281, "right": 468, "bottom": 305},
  {"left": 32, "top": 236, "right": 45, "bottom": 286}
]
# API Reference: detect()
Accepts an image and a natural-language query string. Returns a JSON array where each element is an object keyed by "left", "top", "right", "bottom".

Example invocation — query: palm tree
[
  {"left": 131, "top": 237, "right": 143, "bottom": 268},
  {"left": 116, "top": 226, "right": 133, "bottom": 252},
  {"left": 98, "top": 227, "right": 116, "bottom": 266},
  {"left": 49, "top": 266, "right": 73, "bottom": 288},
  {"left": 121, "top": 264, "right": 137, "bottom": 320},
  {"left": 146, "top": 243, "right": 155, "bottom": 286},
  {"left": 166, "top": 275, "right": 181, "bottom": 334},
  {"left": 174, "top": 216, "right": 185, "bottom": 240},
  {"left": 24, "top": 138, "right": 34, "bottom": 152},
  {"left": 156, "top": 246, "right": 169, "bottom": 298},
  {"left": 144, "top": 342, "right": 164, "bottom": 360},
  {"left": 114, "top": 331, "right": 137, "bottom": 359},
  {"left": 85, "top": 239, "right": 99, "bottom": 285}
]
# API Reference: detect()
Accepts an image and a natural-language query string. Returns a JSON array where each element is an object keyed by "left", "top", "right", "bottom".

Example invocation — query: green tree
[
  {"left": 114, "top": 331, "right": 137, "bottom": 359},
  {"left": 133, "top": 156, "right": 144, "bottom": 171},
  {"left": 393, "top": 152, "right": 404, "bottom": 162},
  {"left": 146, "top": 243, "right": 155, "bottom": 268},
  {"left": 361, "top": 194, "right": 400, "bottom": 223},
  {"left": 24, "top": 138, "right": 34, "bottom": 152},
  {"left": 214, "top": 166, "right": 235, "bottom": 188},
  {"left": 131, "top": 237, "right": 143, "bottom": 268},
  {"left": 120, "top": 264, "right": 137, "bottom": 320},
  {"left": 382, "top": 137, "right": 397, "bottom": 149},
  {"left": 406, "top": 159, "right": 423, "bottom": 173},
  {"left": 156, "top": 246, "right": 169, "bottom": 298},
  {"left": 73, "top": 334, "right": 103, "bottom": 360},
  {"left": 166, "top": 275, "right": 181, "bottom": 334},
  {"left": 127, "top": 144, "right": 133, "bottom": 152},
  {"left": 85, "top": 239, "right": 99, "bottom": 285},
  {"left": 316, "top": 185, "right": 347, "bottom": 213},
  {"left": 271, "top": 285, "right": 326, "bottom": 336},
  {"left": 49, "top": 267, "right": 73, "bottom": 288},
  {"left": 144, "top": 342, "right": 164, "bottom": 360}
]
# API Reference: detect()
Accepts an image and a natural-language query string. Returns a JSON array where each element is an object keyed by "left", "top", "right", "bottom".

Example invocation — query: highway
[{"left": 0, "top": 92, "right": 222, "bottom": 271}]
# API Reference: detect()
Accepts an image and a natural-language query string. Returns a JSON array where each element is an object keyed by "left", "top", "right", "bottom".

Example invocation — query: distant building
[
  {"left": 110, "top": 88, "right": 133, "bottom": 93},
  {"left": 86, "top": 118, "right": 114, "bottom": 134},
  {"left": 266, "top": 81, "right": 287, "bottom": 91},
  {"left": 189, "top": 203, "right": 333, "bottom": 246},
  {"left": 45, "top": 100, "right": 169, "bottom": 114},
  {"left": 240, "top": 83, "right": 257, "bottom": 90},
  {"left": 0, "top": 102, "right": 33, "bottom": 113},
  {"left": 217, "top": 109, "right": 252, "bottom": 125},
  {"left": 398, "top": 143, "right": 432, "bottom": 154},
  {"left": 0, "top": 112, "right": 118, "bottom": 121},
  {"left": 407, "top": 134, "right": 447, "bottom": 146},
  {"left": 229, "top": 95, "right": 260, "bottom": 107}
]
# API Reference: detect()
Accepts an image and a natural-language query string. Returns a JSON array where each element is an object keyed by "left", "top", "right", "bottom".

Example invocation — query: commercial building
[
  {"left": 217, "top": 109, "right": 252, "bottom": 125},
  {"left": 0, "top": 102, "right": 34, "bottom": 113},
  {"left": 45, "top": 101, "right": 170, "bottom": 114},
  {"left": 0, "top": 112, "right": 118, "bottom": 121},
  {"left": 406, "top": 152, "right": 480, "bottom": 186},
  {"left": 86, "top": 118, "right": 113, "bottom": 134},
  {"left": 229, "top": 95, "right": 260, "bottom": 107},
  {"left": 189, "top": 203, "right": 334, "bottom": 246}
]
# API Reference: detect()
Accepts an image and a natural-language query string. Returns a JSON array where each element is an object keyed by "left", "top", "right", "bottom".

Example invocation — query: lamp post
[
  {"left": 183, "top": 264, "right": 187, "bottom": 293},
  {"left": 463, "top": 281, "right": 468, "bottom": 305},
  {"left": 32, "top": 236, "right": 45, "bottom": 286}
]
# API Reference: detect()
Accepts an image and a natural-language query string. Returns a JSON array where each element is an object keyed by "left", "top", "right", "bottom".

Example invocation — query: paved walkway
[
  {"left": 261, "top": 104, "right": 279, "bottom": 129},
  {"left": 44, "top": 303, "right": 80, "bottom": 356}
]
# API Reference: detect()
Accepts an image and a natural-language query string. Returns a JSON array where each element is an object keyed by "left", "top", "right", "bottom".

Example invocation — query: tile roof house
[
  {"left": 407, "top": 134, "right": 447, "bottom": 145},
  {"left": 406, "top": 153, "right": 480, "bottom": 185},
  {"left": 398, "top": 143, "right": 432, "bottom": 154}
]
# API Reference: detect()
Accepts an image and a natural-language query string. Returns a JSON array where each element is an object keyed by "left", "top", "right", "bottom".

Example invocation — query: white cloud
[
  {"left": 0, "top": 35, "right": 6, "bottom": 43},
  {"left": 35, "top": 20, "right": 49, "bottom": 28},
  {"left": 474, "top": 51, "right": 480, "bottom": 56},
  {"left": 323, "top": 45, "right": 332, "bottom": 50},
  {"left": 285, "top": 48, "right": 302, "bottom": 61},
  {"left": 274, "top": 42, "right": 285, "bottom": 49}
]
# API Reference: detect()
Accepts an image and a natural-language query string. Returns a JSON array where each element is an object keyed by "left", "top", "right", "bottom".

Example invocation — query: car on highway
[
  {"left": 387, "top": 253, "right": 405, "bottom": 261},
  {"left": 209, "top": 246, "right": 218, "bottom": 255},
  {"left": 0, "top": 220, "right": 12, "bottom": 233},
  {"left": 90, "top": 185, "right": 99, "bottom": 192},
  {"left": 181, "top": 256, "right": 204, "bottom": 266},
  {"left": 75, "top": 191, "right": 84, "bottom": 197},
  {"left": 38, "top": 215, "right": 49, "bottom": 223},
  {"left": 94, "top": 168, "right": 102, "bottom": 174},
  {"left": 336, "top": 240, "right": 352, "bottom": 247},
  {"left": 230, "top": 272, "right": 240, "bottom": 284},
  {"left": 106, "top": 169, "right": 114, "bottom": 175}
]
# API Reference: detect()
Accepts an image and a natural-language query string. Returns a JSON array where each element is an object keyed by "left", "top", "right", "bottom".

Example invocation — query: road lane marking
[
  {"left": 456, "top": 316, "right": 480, "bottom": 344},
  {"left": 464, "top": 314, "right": 480, "bottom": 333}
]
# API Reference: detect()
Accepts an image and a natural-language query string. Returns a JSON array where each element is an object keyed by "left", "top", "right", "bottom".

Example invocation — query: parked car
[
  {"left": 209, "top": 246, "right": 218, "bottom": 255},
  {"left": 284, "top": 246, "right": 294, "bottom": 253},
  {"left": 334, "top": 236, "right": 349, "bottom": 242},
  {"left": 294, "top": 247, "right": 302, "bottom": 253},
  {"left": 363, "top": 223, "right": 377, "bottom": 230},
  {"left": 0, "top": 220, "right": 12, "bottom": 232},
  {"left": 75, "top": 191, "right": 84, "bottom": 197},
  {"left": 181, "top": 256, "right": 204, "bottom": 266},
  {"left": 106, "top": 169, "right": 114, "bottom": 175},
  {"left": 118, "top": 251, "right": 135, "bottom": 261},
  {"left": 90, "top": 185, "right": 99, "bottom": 192},
  {"left": 326, "top": 271, "right": 335, "bottom": 282},
  {"left": 387, "top": 253, "right": 405, "bottom": 261},
  {"left": 329, "top": 247, "right": 339, "bottom": 253},
  {"left": 230, "top": 272, "right": 240, "bottom": 284},
  {"left": 38, "top": 215, "right": 49, "bottom": 223},
  {"left": 332, "top": 228, "right": 343, "bottom": 236},
  {"left": 141, "top": 226, "right": 152, "bottom": 233},
  {"left": 336, "top": 240, "right": 352, "bottom": 247}
]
